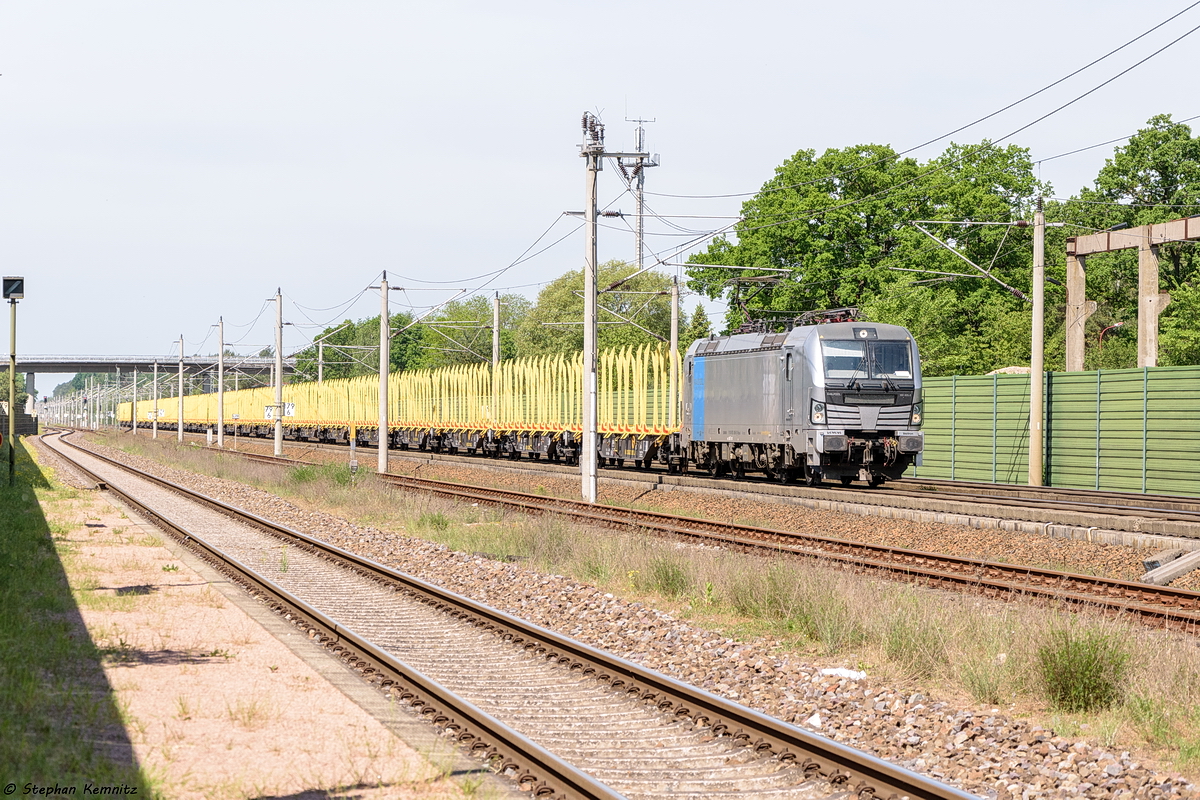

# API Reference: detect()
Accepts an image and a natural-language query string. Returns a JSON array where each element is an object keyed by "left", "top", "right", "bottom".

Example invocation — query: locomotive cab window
[
  {"left": 785, "top": 353, "right": 793, "bottom": 380},
  {"left": 822, "top": 340, "right": 867, "bottom": 379},
  {"left": 821, "top": 339, "right": 912, "bottom": 380},
  {"left": 871, "top": 340, "right": 912, "bottom": 378}
]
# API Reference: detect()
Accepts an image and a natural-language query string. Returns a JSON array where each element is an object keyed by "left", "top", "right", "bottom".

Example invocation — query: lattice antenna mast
[{"left": 621, "top": 116, "right": 658, "bottom": 268}]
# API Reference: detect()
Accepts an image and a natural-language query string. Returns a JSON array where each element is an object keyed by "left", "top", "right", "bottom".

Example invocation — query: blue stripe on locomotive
[{"left": 692, "top": 357, "right": 705, "bottom": 436}]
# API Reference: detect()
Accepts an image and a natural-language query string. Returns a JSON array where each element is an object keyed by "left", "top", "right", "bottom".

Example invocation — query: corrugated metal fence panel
[
  {"left": 1146, "top": 366, "right": 1200, "bottom": 495},
  {"left": 995, "top": 375, "right": 1032, "bottom": 485},
  {"left": 1098, "top": 370, "right": 1152, "bottom": 493},
  {"left": 913, "top": 374, "right": 1031, "bottom": 482},
  {"left": 1045, "top": 372, "right": 1099, "bottom": 490},
  {"left": 919, "top": 366, "right": 1200, "bottom": 496},
  {"left": 913, "top": 376, "right": 954, "bottom": 478},
  {"left": 949, "top": 378, "right": 998, "bottom": 482}
]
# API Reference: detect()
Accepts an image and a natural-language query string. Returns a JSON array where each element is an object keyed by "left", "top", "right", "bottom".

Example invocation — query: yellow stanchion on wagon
[{"left": 118, "top": 344, "right": 683, "bottom": 438}]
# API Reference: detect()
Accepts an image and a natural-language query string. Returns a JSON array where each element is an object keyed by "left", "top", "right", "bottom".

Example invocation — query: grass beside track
[
  {"left": 0, "top": 439, "right": 151, "bottom": 794},
  {"left": 95, "top": 432, "right": 1200, "bottom": 776}
]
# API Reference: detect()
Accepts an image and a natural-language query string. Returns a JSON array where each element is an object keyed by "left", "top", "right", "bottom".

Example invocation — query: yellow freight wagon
[{"left": 119, "top": 345, "right": 681, "bottom": 466}]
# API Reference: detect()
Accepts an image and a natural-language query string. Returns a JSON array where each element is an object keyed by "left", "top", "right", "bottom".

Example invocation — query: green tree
[
  {"left": 0, "top": 371, "right": 28, "bottom": 408},
  {"left": 293, "top": 312, "right": 423, "bottom": 382},
  {"left": 53, "top": 372, "right": 115, "bottom": 398},
  {"left": 687, "top": 140, "right": 1048, "bottom": 375},
  {"left": 412, "top": 294, "right": 532, "bottom": 369},
  {"left": 1052, "top": 114, "right": 1200, "bottom": 368},
  {"left": 514, "top": 261, "right": 683, "bottom": 357},
  {"left": 681, "top": 304, "right": 712, "bottom": 349}
]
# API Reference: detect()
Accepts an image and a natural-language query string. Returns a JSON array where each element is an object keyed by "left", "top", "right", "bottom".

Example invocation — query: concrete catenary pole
[
  {"left": 152, "top": 362, "right": 158, "bottom": 439},
  {"left": 318, "top": 339, "right": 324, "bottom": 384},
  {"left": 274, "top": 289, "right": 284, "bottom": 457},
  {"left": 177, "top": 336, "right": 185, "bottom": 443},
  {"left": 581, "top": 113, "right": 603, "bottom": 504},
  {"left": 131, "top": 369, "right": 138, "bottom": 435},
  {"left": 1029, "top": 198, "right": 1045, "bottom": 487},
  {"left": 217, "top": 317, "right": 225, "bottom": 449},
  {"left": 669, "top": 276, "right": 679, "bottom": 429},
  {"left": 492, "top": 292, "right": 501, "bottom": 371},
  {"left": 378, "top": 272, "right": 390, "bottom": 474},
  {"left": 491, "top": 291, "right": 501, "bottom": 422}
]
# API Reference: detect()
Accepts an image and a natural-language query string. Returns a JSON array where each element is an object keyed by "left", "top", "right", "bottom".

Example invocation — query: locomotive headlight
[
  {"left": 811, "top": 401, "right": 826, "bottom": 424},
  {"left": 911, "top": 403, "right": 922, "bottom": 425}
]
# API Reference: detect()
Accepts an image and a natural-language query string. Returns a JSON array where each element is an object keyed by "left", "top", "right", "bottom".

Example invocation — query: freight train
[{"left": 117, "top": 310, "right": 924, "bottom": 487}]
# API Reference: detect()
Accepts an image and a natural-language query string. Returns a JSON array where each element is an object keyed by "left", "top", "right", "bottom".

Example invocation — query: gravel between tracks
[
  {"left": 80, "top": 438, "right": 1198, "bottom": 799},
  {"left": 373, "top": 451, "right": 1154, "bottom": 583},
  {"left": 192, "top": 438, "right": 1181, "bottom": 586}
]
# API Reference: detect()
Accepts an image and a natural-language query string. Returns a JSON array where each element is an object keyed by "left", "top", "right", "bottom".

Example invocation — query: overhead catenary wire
[
  {"left": 646, "top": 1, "right": 1200, "bottom": 202},
  {"left": 724, "top": 23, "right": 1200, "bottom": 243},
  {"left": 1035, "top": 112, "right": 1200, "bottom": 164}
]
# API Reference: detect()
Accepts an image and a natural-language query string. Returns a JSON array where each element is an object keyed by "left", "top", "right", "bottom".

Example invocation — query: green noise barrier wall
[{"left": 910, "top": 365, "right": 1200, "bottom": 497}]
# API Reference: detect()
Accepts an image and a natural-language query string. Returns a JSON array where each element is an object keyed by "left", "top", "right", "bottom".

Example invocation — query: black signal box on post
[{"left": 2, "top": 277, "right": 23, "bottom": 299}]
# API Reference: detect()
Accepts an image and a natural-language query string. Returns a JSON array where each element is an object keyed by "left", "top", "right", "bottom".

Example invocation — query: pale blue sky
[{"left": 3, "top": 0, "right": 1197, "bottom": 391}]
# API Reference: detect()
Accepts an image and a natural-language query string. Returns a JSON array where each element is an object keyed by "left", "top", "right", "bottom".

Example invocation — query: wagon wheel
[{"left": 802, "top": 465, "right": 820, "bottom": 487}]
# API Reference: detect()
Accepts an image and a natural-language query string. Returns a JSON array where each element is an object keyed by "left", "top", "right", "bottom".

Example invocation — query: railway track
[
  {"left": 45, "top": 431, "right": 973, "bottom": 800},
  {"left": 370, "top": 467, "right": 1200, "bottom": 634},
  {"left": 155, "top": 428, "right": 1200, "bottom": 535},
  {"left": 137, "top": 431, "right": 1200, "bottom": 633}
]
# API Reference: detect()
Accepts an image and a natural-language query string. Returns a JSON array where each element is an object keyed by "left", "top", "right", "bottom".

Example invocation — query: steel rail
[
  {"left": 155, "top": 427, "right": 1200, "bottom": 527},
  {"left": 99, "top": 428, "right": 1200, "bottom": 630},
  {"left": 366, "top": 473, "right": 1200, "bottom": 630},
  {"left": 876, "top": 483, "right": 1200, "bottom": 522},
  {"left": 45, "top": 433, "right": 625, "bottom": 800},
  {"left": 240, "top": 451, "right": 318, "bottom": 467},
  {"left": 63, "top": 429, "right": 1200, "bottom": 629},
  {"left": 49, "top": 431, "right": 976, "bottom": 800}
]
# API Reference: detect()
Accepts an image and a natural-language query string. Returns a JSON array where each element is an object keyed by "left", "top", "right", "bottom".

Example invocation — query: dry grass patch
[{"left": 95, "top": 430, "right": 1200, "bottom": 776}]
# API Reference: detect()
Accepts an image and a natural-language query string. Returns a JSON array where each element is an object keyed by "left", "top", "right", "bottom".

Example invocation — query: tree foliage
[
  {"left": 0, "top": 371, "right": 28, "bottom": 407},
  {"left": 292, "top": 311, "right": 423, "bottom": 382},
  {"left": 683, "top": 305, "right": 712, "bottom": 347},
  {"left": 513, "top": 261, "right": 685, "bottom": 357},
  {"left": 412, "top": 294, "right": 532, "bottom": 369},
  {"left": 1050, "top": 114, "right": 1200, "bottom": 369},
  {"left": 688, "top": 117, "right": 1200, "bottom": 375}
]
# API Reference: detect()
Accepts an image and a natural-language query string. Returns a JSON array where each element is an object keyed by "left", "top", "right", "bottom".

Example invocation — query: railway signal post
[{"left": 4, "top": 275, "right": 23, "bottom": 486}]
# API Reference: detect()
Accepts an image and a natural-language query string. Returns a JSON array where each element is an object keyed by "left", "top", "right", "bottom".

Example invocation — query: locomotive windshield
[{"left": 821, "top": 340, "right": 912, "bottom": 380}]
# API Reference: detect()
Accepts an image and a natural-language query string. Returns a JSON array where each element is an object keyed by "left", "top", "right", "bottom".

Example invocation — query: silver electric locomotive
[{"left": 680, "top": 311, "right": 924, "bottom": 486}]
